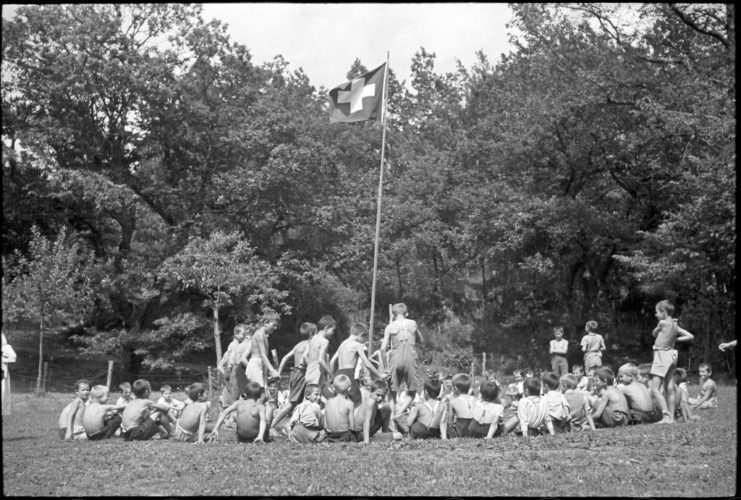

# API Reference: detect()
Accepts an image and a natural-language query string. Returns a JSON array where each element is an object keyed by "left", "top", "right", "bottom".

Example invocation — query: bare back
[
  {"left": 386, "top": 318, "right": 418, "bottom": 349},
  {"left": 324, "top": 395, "right": 354, "bottom": 432},
  {"left": 337, "top": 338, "right": 363, "bottom": 370},
  {"left": 81, "top": 402, "right": 113, "bottom": 433},
  {"left": 177, "top": 401, "right": 208, "bottom": 433},
  {"left": 306, "top": 335, "right": 329, "bottom": 364},
  {"left": 235, "top": 399, "right": 263, "bottom": 438}
]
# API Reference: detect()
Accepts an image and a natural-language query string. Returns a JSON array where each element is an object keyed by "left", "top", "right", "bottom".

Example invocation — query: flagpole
[{"left": 368, "top": 52, "right": 389, "bottom": 361}]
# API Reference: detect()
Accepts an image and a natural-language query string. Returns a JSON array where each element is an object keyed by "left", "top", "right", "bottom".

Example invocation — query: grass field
[{"left": 2, "top": 386, "right": 737, "bottom": 497}]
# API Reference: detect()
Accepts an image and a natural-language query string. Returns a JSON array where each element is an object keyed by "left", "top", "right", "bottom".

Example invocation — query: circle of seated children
[{"left": 57, "top": 301, "right": 718, "bottom": 443}]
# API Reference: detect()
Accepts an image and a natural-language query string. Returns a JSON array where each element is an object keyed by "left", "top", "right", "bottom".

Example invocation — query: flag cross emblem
[{"left": 337, "top": 78, "right": 376, "bottom": 113}]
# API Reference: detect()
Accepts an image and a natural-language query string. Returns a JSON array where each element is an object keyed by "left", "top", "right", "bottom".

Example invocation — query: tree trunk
[
  {"left": 36, "top": 313, "right": 44, "bottom": 394},
  {"left": 213, "top": 306, "right": 222, "bottom": 366}
]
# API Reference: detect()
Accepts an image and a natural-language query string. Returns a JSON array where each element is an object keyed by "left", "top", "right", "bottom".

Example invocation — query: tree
[
  {"left": 158, "top": 231, "right": 289, "bottom": 364},
  {"left": 2, "top": 226, "right": 94, "bottom": 392}
]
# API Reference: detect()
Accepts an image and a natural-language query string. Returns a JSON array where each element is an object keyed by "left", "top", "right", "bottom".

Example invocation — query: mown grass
[{"left": 2, "top": 387, "right": 737, "bottom": 497}]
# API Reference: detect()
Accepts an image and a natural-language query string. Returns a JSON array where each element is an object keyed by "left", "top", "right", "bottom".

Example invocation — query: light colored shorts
[
  {"left": 244, "top": 357, "right": 266, "bottom": 388},
  {"left": 649, "top": 348, "right": 678, "bottom": 378}
]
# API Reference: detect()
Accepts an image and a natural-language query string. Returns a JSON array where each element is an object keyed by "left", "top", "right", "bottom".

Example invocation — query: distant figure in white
[{"left": 2, "top": 332, "right": 17, "bottom": 416}]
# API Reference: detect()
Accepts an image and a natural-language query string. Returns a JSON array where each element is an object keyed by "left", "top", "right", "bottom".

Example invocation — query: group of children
[{"left": 57, "top": 299, "right": 721, "bottom": 444}]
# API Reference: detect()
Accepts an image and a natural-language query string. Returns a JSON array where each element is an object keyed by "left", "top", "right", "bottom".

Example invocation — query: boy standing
[
  {"left": 381, "top": 303, "right": 424, "bottom": 422},
  {"left": 209, "top": 382, "right": 267, "bottom": 443},
  {"left": 244, "top": 311, "right": 281, "bottom": 389},
  {"left": 304, "top": 316, "right": 337, "bottom": 392},
  {"left": 549, "top": 326, "right": 569, "bottom": 377},
  {"left": 288, "top": 384, "right": 326, "bottom": 443},
  {"left": 271, "top": 322, "right": 316, "bottom": 434},
  {"left": 59, "top": 379, "right": 91, "bottom": 440},
  {"left": 689, "top": 363, "right": 718, "bottom": 410},
  {"left": 580, "top": 321, "right": 605, "bottom": 372},
  {"left": 648, "top": 300, "right": 694, "bottom": 424},
  {"left": 82, "top": 385, "right": 126, "bottom": 440},
  {"left": 592, "top": 367, "right": 629, "bottom": 428},
  {"left": 121, "top": 379, "right": 175, "bottom": 441},
  {"left": 330, "top": 323, "right": 386, "bottom": 406},
  {"left": 174, "top": 383, "right": 213, "bottom": 443}
]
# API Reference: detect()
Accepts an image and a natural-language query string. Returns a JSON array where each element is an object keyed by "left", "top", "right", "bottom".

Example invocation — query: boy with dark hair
[
  {"left": 503, "top": 377, "right": 555, "bottom": 438},
  {"left": 353, "top": 379, "right": 397, "bottom": 443},
  {"left": 441, "top": 373, "right": 476, "bottom": 439},
  {"left": 209, "top": 382, "right": 267, "bottom": 443},
  {"left": 592, "top": 367, "right": 629, "bottom": 428},
  {"left": 304, "top": 316, "right": 336, "bottom": 390},
  {"left": 174, "top": 383, "right": 213, "bottom": 443},
  {"left": 617, "top": 363, "right": 660, "bottom": 424},
  {"left": 689, "top": 363, "right": 718, "bottom": 410},
  {"left": 407, "top": 378, "right": 445, "bottom": 440},
  {"left": 468, "top": 380, "right": 505, "bottom": 439},
  {"left": 121, "top": 379, "right": 175, "bottom": 441},
  {"left": 560, "top": 374, "right": 596, "bottom": 431},
  {"left": 541, "top": 372, "right": 570, "bottom": 433},
  {"left": 330, "top": 323, "right": 386, "bottom": 406}
]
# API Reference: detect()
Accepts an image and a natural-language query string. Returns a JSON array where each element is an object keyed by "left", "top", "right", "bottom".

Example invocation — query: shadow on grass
[{"left": 3, "top": 435, "right": 36, "bottom": 441}]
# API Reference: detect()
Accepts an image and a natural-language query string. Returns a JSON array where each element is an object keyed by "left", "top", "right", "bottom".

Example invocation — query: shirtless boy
[
  {"left": 330, "top": 323, "right": 386, "bottom": 406},
  {"left": 82, "top": 385, "right": 126, "bottom": 440},
  {"left": 209, "top": 382, "right": 267, "bottom": 443},
  {"left": 174, "top": 383, "right": 213, "bottom": 443}
]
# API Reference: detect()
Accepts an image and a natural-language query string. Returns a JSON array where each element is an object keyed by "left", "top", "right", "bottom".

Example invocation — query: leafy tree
[{"left": 2, "top": 226, "right": 94, "bottom": 392}]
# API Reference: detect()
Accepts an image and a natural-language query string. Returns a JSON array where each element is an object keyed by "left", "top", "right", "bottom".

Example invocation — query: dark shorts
[
  {"left": 87, "top": 413, "right": 122, "bottom": 440},
  {"left": 467, "top": 419, "right": 503, "bottom": 438},
  {"left": 389, "top": 344, "right": 419, "bottom": 393},
  {"left": 409, "top": 421, "right": 440, "bottom": 440},
  {"left": 123, "top": 417, "right": 159, "bottom": 441},
  {"left": 336, "top": 368, "right": 362, "bottom": 406},
  {"left": 325, "top": 429, "right": 360, "bottom": 442},
  {"left": 552, "top": 417, "right": 571, "bottom": 434},
  {"left": 288, "top": 366, "right": 307, "bottom": 404},
  {"left": 629, "top": 408, "right": 661, "bottom": 425},
  {"left": 447, "top": 417, "right": 473, "bottom": 438}
]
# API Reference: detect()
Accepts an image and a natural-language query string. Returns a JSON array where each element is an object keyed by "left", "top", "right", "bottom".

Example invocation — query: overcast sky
[
  {"left": 2, "top": 3, "right": 516, "bottom": 89},
  {"left": 200, "top": 3, "right": 516, "bottom": 89}
]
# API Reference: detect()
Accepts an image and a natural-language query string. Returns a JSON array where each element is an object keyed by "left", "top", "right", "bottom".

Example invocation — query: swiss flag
[{"left": 328, "top": 63, "right": 386, "bottom": 123}]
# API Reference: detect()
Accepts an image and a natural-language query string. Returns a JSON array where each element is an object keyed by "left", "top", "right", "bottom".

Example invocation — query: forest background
[{"left": 1, "top": 4, "right": 735, "bottom": 388}]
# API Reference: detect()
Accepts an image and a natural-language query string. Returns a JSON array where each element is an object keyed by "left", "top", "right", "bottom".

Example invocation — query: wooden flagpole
[{"left": 368, "top": 51, "right": 390, "bottom": 357}]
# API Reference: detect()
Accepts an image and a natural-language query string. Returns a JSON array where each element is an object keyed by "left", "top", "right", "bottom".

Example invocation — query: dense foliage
[{"left": 1, "top": 4, "right": 735, "bottom": 373}]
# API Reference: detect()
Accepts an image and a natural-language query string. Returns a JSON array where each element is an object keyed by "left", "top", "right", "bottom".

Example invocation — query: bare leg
[
  {"left": 271, "top": 403, "right": 296, "bottom": 430},
  {"left": 650, "top": 375, "right": 673, "bottom": 423},
  {"left": 396, "top": 390, "right": 416, "bottom": 415},
  {"left": 664, "top": 367, "right": 677, "bottom": 422},
  {"left": 501, "top": 416, "right": 519, "bottom": 435}
]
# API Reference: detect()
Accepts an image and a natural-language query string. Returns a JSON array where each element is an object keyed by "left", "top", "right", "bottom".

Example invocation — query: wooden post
[
  {"left": 208, "top": 366, "right": 213, "bottom": 397},
  {"left": 106, "top": 360, "right": 114, "bottom": 389},
  {"left": 482, "top": 352, "right": 487, "bottom": 375},
  {"left": 42, "top": 361, "right": 49, "bottom": 393},
  {"left": 470, "top": 358, "right": 475, "bottom": 380}
]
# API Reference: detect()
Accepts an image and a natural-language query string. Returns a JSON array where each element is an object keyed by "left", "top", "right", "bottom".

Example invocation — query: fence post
[
  {"left": 483, "top": 352, "right": 487, "bottom": 375},
  {"left": 106, "top": 360, "right": 114, "bottom": 389},
  {"left": 470, "top": 358, "right": 475, "bottom": 380},
  {"left": 42, "top": 361, "right": 49, "bottom": 393},
  {"left": 208, "top": 366, "right": 213, "bottom": 397}
]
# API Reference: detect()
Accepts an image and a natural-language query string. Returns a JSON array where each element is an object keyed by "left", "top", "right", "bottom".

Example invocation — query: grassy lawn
[{"left": 2, "top": 386, "right": 736, "bottom": 497}]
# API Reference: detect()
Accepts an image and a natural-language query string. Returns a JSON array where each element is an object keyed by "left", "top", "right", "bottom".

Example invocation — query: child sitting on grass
[
  {"left": 407, "top": 378, "right": 445, "bottom": 440},
  {"left": 573, "top": 364, "right": 589, "bottom": 392},
  {"left": 689, "top": 363, "right": 718, "bottom": 410},
  {"left": 441, "top": 373, "right": 476, "bottom": 439},
  {"left": 352, "top": 378, "right": 397, "bottom": 443},
  {"left": 82, "top": 385, "right": 126, "bottom": 440},
  {"left": 288, "top": 383, "right": 326, "bottom": 443},
  {"left": 171, "top": 383, "right": 213, "bottom": 443},
  {"left": 592, "top": 367, "right": 629, "bottom": 428},
  {"left": 468, "top": 380, "right": 504, "bottom": 439},
  {"left": 560, "top": 374, "right": 595, "bottom": 431},
  {"left": 502, "top": 376, "right": 555, "bottom": 438},
  {"left": 617, "top": 363, "right": 660, "bottom": 424},
  {"left": 157, "top": 384, "right": 185, "bottom": 421},
  {"left": 116, "top": 381, "right": 134, "bottom": 407},
  {"left": 541, "top": 372, "right": 570, "bottom": 433},
  {"left": 59, "top": 379, "right": 91, "bottom": 440},
  {"left": 209, "top": 382, "right": 267, "bottom": 443},
  {"left": 673, "top": 368, "right": 694, "bottom": 422},
  {"left": 120, "top": 379, "right": 175, "bottom": 441},
  {"left": 323, "top": 374, "right": 357, "bottom": 442}
]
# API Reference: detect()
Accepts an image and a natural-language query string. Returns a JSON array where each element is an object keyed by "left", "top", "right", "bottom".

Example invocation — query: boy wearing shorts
[{"left": 120, "top": 379, "right": 175, "bottom": 441}]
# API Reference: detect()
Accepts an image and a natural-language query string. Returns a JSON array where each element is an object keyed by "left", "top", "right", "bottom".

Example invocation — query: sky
[
  {"left": 200, "top": 3, "right": 515, "bottom": 89},
  {"left": 2, "top": 3, "right": 516, "bottom": 90}
]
